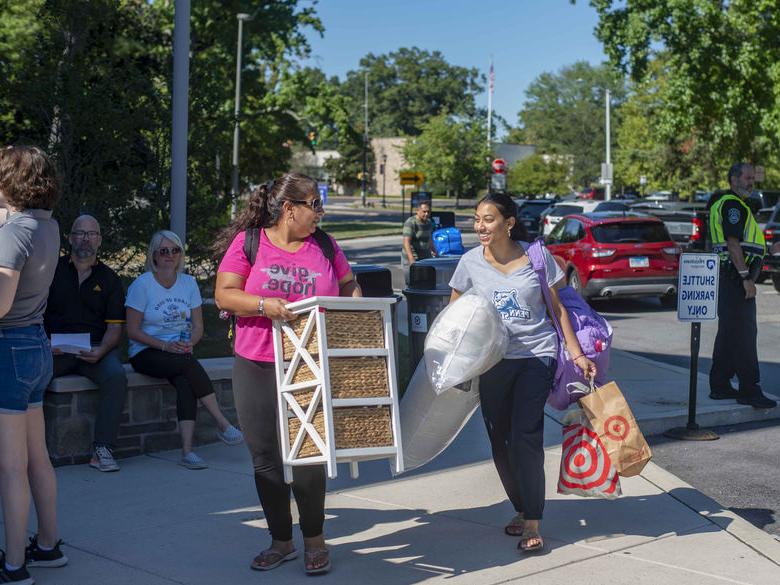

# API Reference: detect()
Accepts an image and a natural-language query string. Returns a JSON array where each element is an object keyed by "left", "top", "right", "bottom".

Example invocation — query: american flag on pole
[{"left": 489, "top": 60, "right": 494, "bottom": 93}]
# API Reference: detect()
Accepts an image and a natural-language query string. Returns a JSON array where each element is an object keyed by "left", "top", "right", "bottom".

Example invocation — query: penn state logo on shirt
[
  {"left": 492, "top": 290, "right": 531, "bottom": 321},
  {"left": 728, "top": 208, "right": 741, "bottom": 224}
]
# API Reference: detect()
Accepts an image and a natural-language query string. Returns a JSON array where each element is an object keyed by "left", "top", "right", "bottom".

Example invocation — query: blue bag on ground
[
  {"left": 527, "top": 239, "right": 613, "bottom": 410},
  {"left": 432, "top": 227, "right": 465, "bottom": 256}
]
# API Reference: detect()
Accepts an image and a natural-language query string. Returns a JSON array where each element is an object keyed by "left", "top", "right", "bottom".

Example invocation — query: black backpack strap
[
  {"left": 312, "top": 227, "right": 335, "bottom": 266},
  {"left": 243, "top": 227, "right": 260, "bottom": 266}
]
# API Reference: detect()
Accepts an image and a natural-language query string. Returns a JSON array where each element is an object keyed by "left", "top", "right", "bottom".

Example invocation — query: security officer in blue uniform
[{"left": 708, "top": 163, "right": 776, "bottom": 408}]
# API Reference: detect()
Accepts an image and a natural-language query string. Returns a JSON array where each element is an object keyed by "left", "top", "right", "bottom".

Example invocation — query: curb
[
  {"left": 611, "top": 350, "right": 780, "bottom": 436},
  {"left": 640, "top": 461, "right": 780, "bottom": 566}
]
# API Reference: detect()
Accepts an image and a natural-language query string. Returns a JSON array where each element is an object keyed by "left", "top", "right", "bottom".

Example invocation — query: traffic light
[{"left": 307, "top": 129, "right": 318, "bottom": 146}]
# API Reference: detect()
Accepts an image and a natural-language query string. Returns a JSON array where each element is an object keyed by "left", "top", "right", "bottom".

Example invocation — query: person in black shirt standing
[{"left": 44, "top": 215, "right": 128, "bottom": 471}]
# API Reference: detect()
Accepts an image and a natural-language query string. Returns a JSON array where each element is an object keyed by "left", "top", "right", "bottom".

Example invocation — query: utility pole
[
  {"left": 605, "top": 88, "right": 612, "bottom": 201},
  {"left": 361, "top": 71, "right": 368, "bottom": 207},
  {"left": 170, "top": 0, "right": 190, "bottom": 243},
  {"left": 231, "top": 13, "right": 252, "bottom": 220}
]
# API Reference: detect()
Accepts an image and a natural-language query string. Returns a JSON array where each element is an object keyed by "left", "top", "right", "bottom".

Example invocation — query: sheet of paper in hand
[{"left": 51, "top": 333, "right": 92, "bottom": 355}]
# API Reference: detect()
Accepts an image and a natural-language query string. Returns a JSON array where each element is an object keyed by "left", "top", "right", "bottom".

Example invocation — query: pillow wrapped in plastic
[
  {"left": 424, "top": 291, "right": 508, "bottom": 394},
  {"left": 399, "top": 361, "right": 480, "bottom": 472}
]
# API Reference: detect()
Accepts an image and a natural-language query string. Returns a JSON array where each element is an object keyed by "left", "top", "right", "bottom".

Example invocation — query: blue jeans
[{"left": 0, "top": 324, "right": 53, "bottom": 414}]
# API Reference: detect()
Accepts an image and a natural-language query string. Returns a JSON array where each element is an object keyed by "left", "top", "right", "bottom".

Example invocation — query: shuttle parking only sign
[{"left": 677, "top": 253, "right": 719, "bottom": 322}]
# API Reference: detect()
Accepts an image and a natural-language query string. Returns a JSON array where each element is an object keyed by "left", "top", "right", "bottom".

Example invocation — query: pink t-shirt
[{"left": 218, "top": 229, "right": 351, "bottom": 362}]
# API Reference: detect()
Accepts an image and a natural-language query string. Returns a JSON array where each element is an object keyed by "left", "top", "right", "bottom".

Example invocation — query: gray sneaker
[
  {"left": 90, "top": 445, "right": 119, "bottom": 472},
  {"left": 179, "top": 452, "right": 208, "bottom": 470}
]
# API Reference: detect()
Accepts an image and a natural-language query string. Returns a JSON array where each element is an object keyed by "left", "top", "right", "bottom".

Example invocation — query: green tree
[
  {"left": 507, "top": 154, "right": 571, "bottom": 195},
  {"left": 517, "top": 61, "right": 626, "bottom": 188},
  {"left": 0, "top": 0, "right": 323, "bottom": 267},
  {"left": 584, "top": 0, "right": 780, "bottom": 172},
  {"left": 342, "top": 47, "right": 484, "bottom": 137},
  {"left": 402, "top": 113, "right": 489, "bottom": 198}
]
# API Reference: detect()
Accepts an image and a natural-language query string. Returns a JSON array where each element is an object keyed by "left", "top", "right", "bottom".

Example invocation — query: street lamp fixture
[{"left": 231, "top": 12, "right": 253, "bottom": 219}]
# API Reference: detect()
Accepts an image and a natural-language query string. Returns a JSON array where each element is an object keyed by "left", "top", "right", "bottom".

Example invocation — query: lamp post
[
  {"left": 230, "top": 12, "right": 253, "bottom": 219},
  {"left": 604, "top": 88, "right": 612, "bottom": 201},
  {"left": 361, "top": 71, "right": 368, "bottom": 207},
  {"left": 381, "top": 153, "right": 387, "bottom": 208}
]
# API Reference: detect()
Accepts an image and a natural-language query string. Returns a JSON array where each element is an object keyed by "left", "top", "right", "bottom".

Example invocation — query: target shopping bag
[
  {"left": 558, "top": 411, "right": 621, "bottom": 499},
  {"left": 578, "top": 381, "right": 652, "bottom": 477}
]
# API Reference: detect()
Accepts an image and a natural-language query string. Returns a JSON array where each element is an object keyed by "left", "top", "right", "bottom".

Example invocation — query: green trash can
[{"left": 402, "top": 257, "right": 460, "bottom": 374}]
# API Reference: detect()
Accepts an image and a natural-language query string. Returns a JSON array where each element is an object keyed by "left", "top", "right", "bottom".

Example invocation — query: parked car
[
  {"left": 545, "top": 212, "right": 680, "bottom": 307},
  {"left": 757, "top": 206, "right": 778, "bottom": 286},
  {"left": 747, "top": 190, "right": 780, "bottom": 214},
  {"left": 513, "top": 198, "right": 555, "bottom": 240},
  {"left": 540, "top": 200, "right": 630, "bottom": 236},
  {"left": 628, "top": 200, "right": 709, "bottom": 250},
  {"left": 578, "top": 187, "right": 605, "bottom": 200}
]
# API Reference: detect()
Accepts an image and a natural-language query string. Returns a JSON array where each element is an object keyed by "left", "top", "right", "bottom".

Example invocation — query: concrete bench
[{"left": 44, "top": 357, "right": 237, "bottom": 466}]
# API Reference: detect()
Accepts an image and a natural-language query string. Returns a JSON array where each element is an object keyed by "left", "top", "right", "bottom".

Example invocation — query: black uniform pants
[
  {"left": 478, "top": 357, "right": 555, "bottom": 520},
  {"left": 232, "top": 355, "right": 326, "bottom": 541},
  {"left": 710, "top": 269, "right": 761, "bottom": 396}
]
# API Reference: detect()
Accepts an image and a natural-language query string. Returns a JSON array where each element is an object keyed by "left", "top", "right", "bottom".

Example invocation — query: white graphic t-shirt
[
  {"left": 125, "top": 272, "right": 203, "bottom": 357},
  {"left": 449, "top": 242, "right": 564, "bottom": 359}
]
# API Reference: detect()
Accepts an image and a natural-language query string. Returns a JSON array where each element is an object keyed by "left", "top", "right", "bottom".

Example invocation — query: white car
[{"left": 540, "top": 200, "right": 630, "bottom": 236}]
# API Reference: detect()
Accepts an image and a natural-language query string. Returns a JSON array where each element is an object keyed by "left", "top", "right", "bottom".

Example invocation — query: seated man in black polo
[{"left": 44, "top": 215, "right": 127, "bottom": 472}]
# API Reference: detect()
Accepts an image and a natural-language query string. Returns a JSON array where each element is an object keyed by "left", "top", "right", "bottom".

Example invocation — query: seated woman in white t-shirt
[{"left": 126, "top": 230, "right": 243, "bottom": 469}]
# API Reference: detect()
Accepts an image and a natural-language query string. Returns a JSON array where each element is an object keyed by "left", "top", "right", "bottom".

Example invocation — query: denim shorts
[{"left": 0, "top": 324, "right": 53, "bottom": 414}]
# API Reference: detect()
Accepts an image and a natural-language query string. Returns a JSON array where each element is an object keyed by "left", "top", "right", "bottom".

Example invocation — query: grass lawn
[{"left": 320, "top": 220, "right": 401, "bottom": 240}]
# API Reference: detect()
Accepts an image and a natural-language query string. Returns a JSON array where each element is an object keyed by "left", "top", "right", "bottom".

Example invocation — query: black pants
[
  {"left": 710, "top": 269, "right": 761, "bottom": 395},
  {"left": 130, "top": 348, "right": 215, "bottom": 421},
  {"left": 479, "top": 357, "right": 555, "bottom": 520},
  {"left": 53, "top": 348, "right": 128, "bottom": 448},
  {"left": 232, "top": 355, "right": 325, "bottom": 541}
]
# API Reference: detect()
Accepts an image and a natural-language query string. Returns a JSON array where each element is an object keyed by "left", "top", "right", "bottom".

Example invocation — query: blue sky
[{"left": 302, "top": 0, "right": 607, "bottom": 135}]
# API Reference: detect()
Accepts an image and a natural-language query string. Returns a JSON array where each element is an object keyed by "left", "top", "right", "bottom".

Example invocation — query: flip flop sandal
[
  {"left": 518, "top": 529, "right": 544, "bottom": 554},
  {"left": 250, "top": 548, "right": 298, "bottom": 571},
  {"left": 304, "top": 548, "right": 331, "bottom": 575},
  {"left": 504, "top": 513, "right": 525, "bottom": 536}
]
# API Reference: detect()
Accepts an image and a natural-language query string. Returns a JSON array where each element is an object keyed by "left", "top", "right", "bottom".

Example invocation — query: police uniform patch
[{"left": 727, "top": 207, "right": 741, "bottom": 224}]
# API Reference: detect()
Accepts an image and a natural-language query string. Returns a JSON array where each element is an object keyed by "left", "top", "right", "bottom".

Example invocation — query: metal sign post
[{"left": 664, "top": 253, "right": 720, "bottom": 441}]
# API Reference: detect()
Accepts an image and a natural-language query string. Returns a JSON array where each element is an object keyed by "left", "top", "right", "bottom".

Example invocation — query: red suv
[{"left": 545, "top": 212, "right": 681, "bottom": 307}]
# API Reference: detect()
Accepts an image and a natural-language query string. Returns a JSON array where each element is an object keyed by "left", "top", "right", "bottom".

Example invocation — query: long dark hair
[
  {"left": 476, "top": 192, "right": 528, "bottom": 241},
  {"left": 213, "top": 172, "right": 318, "bottom": 256}
]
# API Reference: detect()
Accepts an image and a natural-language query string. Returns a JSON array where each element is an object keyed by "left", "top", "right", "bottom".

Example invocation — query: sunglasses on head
[
  {"left": 285, "top": 198, "right": 324, "bottom": 212},
  {"left": 157, "top": 246, "right": 182, "bottom": 256}
]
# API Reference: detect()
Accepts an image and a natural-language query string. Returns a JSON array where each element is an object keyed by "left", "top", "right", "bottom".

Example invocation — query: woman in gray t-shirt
[
  {"left": 449, "top": 192, "right": 596, "bottom": 555},
  {"left": 0, "top": 145, "right": 68, "bottom": 579}
]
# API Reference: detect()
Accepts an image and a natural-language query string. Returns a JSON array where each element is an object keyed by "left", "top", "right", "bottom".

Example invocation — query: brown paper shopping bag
[{"left": 578, "top": 381, "right": 652, "bottom": 477}]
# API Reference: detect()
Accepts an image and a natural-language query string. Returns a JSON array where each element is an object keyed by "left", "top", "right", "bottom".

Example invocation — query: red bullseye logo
[
  {"left": 604, "top": 415, "right": 630, "bottom": 441},
  {"left": 558, "top": 424, "right": 620, "bottom": 496}
]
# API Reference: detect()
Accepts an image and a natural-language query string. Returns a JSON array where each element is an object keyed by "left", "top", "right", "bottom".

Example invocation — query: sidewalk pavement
[{"left": 9, "top": 351, "right": 779, "bottom": 584}]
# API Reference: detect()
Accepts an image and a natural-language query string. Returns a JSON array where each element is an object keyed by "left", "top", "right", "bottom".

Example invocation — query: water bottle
[{"left": 180, "top": 316, "right": 192, "bottom": 345}]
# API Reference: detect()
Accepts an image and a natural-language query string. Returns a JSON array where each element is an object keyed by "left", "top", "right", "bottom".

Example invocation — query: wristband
[
  {"left": 738, "top": 269, "right": 749, "bottom": 277},
  {"left": 571, "top": 353, "right": 584, "bottom": 361},
  {"left": 257, "top": 297, "right": 265, "bottom": 316}
]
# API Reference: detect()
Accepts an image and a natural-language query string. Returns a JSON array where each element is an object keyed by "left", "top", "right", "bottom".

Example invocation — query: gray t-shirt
[
  {"left": 0, "top": 209, "right": 60, "bottom": 328},
  {"left": 449, "top": 242, "right": 564, "bottom": 359}
]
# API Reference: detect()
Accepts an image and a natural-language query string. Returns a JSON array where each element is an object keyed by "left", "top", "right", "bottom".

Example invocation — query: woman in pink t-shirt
[{"left": 214, "top": 173, "right": 360, "bottom": 575}]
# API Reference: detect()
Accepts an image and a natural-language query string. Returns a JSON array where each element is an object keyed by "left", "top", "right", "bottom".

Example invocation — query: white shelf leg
[{"left": 349, "top": 461, "right": 360, "bottom": 479}]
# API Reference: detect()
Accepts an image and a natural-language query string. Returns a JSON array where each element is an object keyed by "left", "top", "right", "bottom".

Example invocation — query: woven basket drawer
[{"left": 288, "top": 406, "right": 393, "bottom": 458}]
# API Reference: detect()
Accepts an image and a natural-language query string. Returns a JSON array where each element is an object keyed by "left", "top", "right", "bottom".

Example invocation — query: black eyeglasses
[
  {"left": 285, "top": 198, "right": 324, "bottom": 212},
  {"left": 157, "top": 246, "right": 182, "bottom": 256},
  {"left": 71, "top": 230, "right": 101, "bottom": 239}
]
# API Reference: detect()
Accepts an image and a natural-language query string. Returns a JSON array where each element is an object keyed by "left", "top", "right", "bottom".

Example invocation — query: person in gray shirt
[
  {"left": 0, "top": 145, "right": 68, "bottom": 582},
  {"left": 449, "top": 192, "right": 596, "bottom": 555}
]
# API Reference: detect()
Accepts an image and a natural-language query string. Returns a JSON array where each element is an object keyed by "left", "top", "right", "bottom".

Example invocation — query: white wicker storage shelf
[{"left": 272, "top": 296, "right": 404, "bottom": 483}]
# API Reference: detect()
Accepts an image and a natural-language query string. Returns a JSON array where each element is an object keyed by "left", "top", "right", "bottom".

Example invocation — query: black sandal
[
  {"left": 518, "top": 528, "right": 544, "bottom": 553},
  {"left": 504, "top": 513, "right": 525, "bottom": 536}
]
